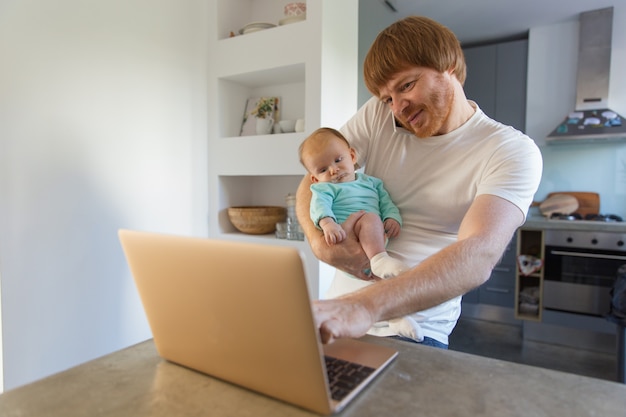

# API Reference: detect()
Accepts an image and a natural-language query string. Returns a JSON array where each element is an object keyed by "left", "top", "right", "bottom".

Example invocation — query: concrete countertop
[
  {"left": 1, "top": 337, "right": 625, "bottom": 416},
  {"left": 523, "top": 215, "right": 626, "bottom": 233}
]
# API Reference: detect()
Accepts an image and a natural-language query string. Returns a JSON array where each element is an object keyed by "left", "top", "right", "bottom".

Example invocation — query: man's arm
[
  {"left": 296, "top": 175, "right": 371, "bottom": 280},
  {"left": 313, "top": 194, "right": 524, "bottom": 343}
]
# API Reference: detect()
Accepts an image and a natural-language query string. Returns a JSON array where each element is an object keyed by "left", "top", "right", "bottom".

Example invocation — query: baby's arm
[
  {"left": 383, "top": 218, "right": 401, "bottom": 238},
  {"left": 319, "top": 217, "right": 347, "bottom": 245},
  {"left": 372, "top": 177, "right": 402, "bottom": 237}
]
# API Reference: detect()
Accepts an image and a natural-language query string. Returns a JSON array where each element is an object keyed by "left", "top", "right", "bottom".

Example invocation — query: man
[{"left": 296, "top": 16, "right": 542, "bottom": 348}]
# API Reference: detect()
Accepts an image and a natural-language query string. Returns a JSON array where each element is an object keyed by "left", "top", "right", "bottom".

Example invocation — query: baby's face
[{"left": 305, "top": 137, "right": 356, "bottom": 184}]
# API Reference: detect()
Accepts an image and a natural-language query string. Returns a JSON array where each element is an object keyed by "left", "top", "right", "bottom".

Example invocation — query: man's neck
[{"left": 442, "top": 84, "right": 475, "bottom": 134}]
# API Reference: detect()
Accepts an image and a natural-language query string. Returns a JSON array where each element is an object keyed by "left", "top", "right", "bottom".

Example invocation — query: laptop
[{"left": 118, "top": 229, "right": 397, "bottom": 415}]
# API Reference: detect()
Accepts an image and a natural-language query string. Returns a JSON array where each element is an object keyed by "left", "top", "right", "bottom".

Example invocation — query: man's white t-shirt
[{"left": 328, "top": 97, "right": 543, "bottom": 344}]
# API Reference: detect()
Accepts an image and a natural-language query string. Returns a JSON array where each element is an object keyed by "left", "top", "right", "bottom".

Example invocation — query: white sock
[
  {"left": 370, "top": 252, "right": 410, "bottom": 279},
  {"left": 389, "top": 317, "right": 424, "bottom": 341}
]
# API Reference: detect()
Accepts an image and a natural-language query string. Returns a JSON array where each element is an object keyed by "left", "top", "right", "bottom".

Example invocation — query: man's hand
[{"left": 312, "top": 296, "right": 375, "bottom": 344}]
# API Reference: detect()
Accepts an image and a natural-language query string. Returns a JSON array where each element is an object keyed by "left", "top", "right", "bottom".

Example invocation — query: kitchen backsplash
[{"left": 535, "top": 141, "right": 626, "bottom": 217}]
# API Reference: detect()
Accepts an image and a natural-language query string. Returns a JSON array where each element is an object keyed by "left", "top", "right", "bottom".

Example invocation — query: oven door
[{"left": 543, "top": 245, "right": 626, "bottom": 316}]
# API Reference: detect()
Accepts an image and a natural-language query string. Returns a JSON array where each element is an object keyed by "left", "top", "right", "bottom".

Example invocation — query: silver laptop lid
[{"left": 119, "top": 229, "right": 397, "bottom": 415}]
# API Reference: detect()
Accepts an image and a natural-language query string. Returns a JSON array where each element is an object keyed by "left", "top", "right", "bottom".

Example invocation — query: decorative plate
[{"left": 239, "top": 22, "right": 276, "bottom": 35}]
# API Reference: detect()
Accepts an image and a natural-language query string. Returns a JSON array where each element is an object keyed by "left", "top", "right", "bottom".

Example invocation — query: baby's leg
[
  {"left": 370, "top": 253, "right": 410, "bottom": 278},
  {"left": 353, "top": 212, "right": 409, "bottom": 278},
  {"left": 353, "top": 212, "right": 386, "bottom": 258}
]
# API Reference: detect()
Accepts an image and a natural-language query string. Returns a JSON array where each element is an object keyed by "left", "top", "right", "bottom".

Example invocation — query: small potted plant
[{"left": 251, "top": 97, "right": 277, "bottom": 135}]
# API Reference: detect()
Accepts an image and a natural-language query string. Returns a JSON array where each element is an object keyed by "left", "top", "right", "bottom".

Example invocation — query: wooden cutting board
[{"left": 532, "top": 192, "right": 600, "bottom": 216}]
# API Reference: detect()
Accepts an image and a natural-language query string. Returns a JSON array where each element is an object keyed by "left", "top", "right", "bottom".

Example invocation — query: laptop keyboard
[{"left": 324, "top": 356, "right": 375, "bottom": 402}]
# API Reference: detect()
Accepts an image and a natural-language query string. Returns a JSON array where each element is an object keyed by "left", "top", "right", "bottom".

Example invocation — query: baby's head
[{"left": 299, "top": 128, "right": 357, "bottom": 184}]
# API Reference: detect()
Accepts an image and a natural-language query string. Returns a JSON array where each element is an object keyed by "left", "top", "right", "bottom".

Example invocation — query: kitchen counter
[
  {"left": 523, "top": 215, "right": 626, "bottom": 233},
  {"left": 1, "top": 337, "right": 625, "bottom": 416}
]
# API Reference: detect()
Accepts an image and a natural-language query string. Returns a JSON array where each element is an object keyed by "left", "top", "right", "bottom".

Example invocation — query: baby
[{"left": 298, "top": 127, "right": 409, "bottom": 279}]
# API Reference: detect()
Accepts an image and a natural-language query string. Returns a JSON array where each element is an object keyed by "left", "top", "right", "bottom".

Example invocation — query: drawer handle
[
  {"left": 550, "top": 250, "right": 626, "bottom": 261},
  {"left": 485, "top": 287, "right": 510, "bottom": 294},
  {"left": 493, "top": 266, "right": 512, "bottom": 273}
]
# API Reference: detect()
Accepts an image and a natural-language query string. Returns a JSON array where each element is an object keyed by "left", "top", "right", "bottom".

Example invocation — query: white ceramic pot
[
  {"left": 256, "top": 117, "right": 274, "bottom": 135},
  {"left": 279, "top": 120, "right": 296, "bottom": 133},
  {"left": 295, "top": 118, "right": 305, "bottom": 132}
]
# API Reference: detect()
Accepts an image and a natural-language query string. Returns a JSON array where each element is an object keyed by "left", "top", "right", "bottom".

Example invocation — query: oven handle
[{"left": 550, "top": 250, "right": 626, "bottom": 261}]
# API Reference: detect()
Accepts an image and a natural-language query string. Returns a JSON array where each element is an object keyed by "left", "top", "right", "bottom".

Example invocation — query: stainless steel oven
[{"left": 543, "top": 229, "right": 626, "bottom": 316}]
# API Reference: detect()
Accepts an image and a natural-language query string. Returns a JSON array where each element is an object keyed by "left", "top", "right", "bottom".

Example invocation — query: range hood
[{"left": 547, "top": 7, "right": 626, "bottom": 143}]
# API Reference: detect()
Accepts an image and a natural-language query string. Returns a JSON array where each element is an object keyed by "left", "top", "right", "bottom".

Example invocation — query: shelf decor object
[
  {"left": 517, "top": 254, "right": 542, "bottom": 276},
  {"left": 227, "top": 206, "right": 287, "bottom": 234},
  {"left": 240, "top": 97, "right": 280, "bottom": 136},
  {"left": 208, "top": 0, "right": 360, "bottom": 298},
  {"left": 238, "top": 22, "right": 276, "bottom": 35}
]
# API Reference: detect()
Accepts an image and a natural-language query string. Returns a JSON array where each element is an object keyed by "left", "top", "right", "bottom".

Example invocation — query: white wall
[
  {"left": 0, "top": 0, "right": 208, "bottom": 391},
  {"left": 526, "top": 4, "right": 626, "bottom": 216},
  {"left": 526, "top": 6, "right": 626, "bottom": 147}
]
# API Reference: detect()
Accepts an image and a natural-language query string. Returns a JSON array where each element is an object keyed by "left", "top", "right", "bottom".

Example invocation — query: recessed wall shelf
[{"left": 207, "top": 0, "right": 359, "bottom": 298}]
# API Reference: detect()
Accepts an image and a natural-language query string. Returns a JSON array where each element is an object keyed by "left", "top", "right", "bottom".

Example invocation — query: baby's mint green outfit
[{"left": 310, "top": 173, "right": 401, "bottom": 228}]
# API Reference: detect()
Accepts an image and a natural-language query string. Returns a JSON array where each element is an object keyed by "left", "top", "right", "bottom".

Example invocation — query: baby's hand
[
  {"left": 383, "top": 218, "right": 401, "bottom": 239},
  {"left": 320, "top": 219, "right": 346, "bottom": 245}
]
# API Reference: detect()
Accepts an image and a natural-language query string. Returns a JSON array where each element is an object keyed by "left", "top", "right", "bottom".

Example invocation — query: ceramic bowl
[
  {"left": 227, "top": 206, "right": 287, "bottom": 234},
  {"left": 279, "top": 120, "right": 296, "bottom": 133},
  {"left": 284, "top": 2, "right": 306, "bottom": 16}
]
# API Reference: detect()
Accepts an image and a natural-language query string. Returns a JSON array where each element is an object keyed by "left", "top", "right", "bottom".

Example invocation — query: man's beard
[{"left": 401, "top": 79, "right": 454, "bottom": 138}]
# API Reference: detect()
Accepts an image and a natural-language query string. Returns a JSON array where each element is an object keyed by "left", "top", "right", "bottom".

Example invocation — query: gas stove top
[
  {"left": 524, "top": 215, "right": 626, "bottom": 234},
  {"left": 549, "top": 212, "right": 623, "bottom": 222}
]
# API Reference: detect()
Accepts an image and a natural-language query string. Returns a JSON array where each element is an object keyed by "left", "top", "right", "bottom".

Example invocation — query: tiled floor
[{"left": 449, "top": 317, "right": 619, "bottom": 382}]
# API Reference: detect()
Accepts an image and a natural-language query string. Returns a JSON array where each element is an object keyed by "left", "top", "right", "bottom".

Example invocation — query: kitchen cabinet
[
  {"left": 206, "top": 0, "right": 359, "bottom": 298},
  {"left": 463, "top": 236, "right": 517, "bottom": 308},
  {"left": 479, "top": 238, "right": 517, "bottom": 307},
  {"left": 515, "top": 229, "right": 544, "bottom": 321},
  {"left": 515, "top": 220, "right": 621, "bottom": 353},
  {"left": 463, "top": 39, "right": 528, "bottom": 132}
]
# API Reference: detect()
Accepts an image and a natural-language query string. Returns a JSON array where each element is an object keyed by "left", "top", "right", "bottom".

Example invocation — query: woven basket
[{"left": 227, "top": 206, "right": 287, "bottom": 234}]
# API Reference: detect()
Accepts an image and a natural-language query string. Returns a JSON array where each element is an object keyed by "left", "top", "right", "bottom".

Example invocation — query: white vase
[
  {"left": 255, "top": 117, "right": 274, "bottom": 135},
  {"left": 295, "top": 118, "right": 305, "bottom": 132}
]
